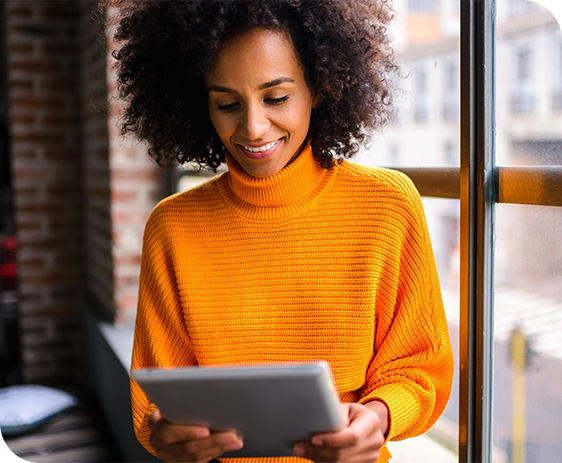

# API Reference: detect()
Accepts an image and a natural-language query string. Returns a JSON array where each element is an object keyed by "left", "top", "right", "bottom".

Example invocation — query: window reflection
[
  {"left": 494, "top": 1, "right": 562, "bottom": 462},
  {"left": 443, "top": 59, "right": 460, "bottom": 121},
  {"left": 357, "top": 0, "right": 461, "bottom": 459},
  {"left": 497, "top": 0, "right": 562, "bottom": 167},
  {"left": 551, "top": 33, "right": 562, "bottom": 110},
  {"left": 494, "top": 205, "right": 562, "bottom": 462},
  {"left": 508, "top": 0, "right": 539, "bottom": 17},
  {"left": 414, "top": 66, "right": 429, "bottom": 122},
  {"left": 511, "top": 45, "right": 535, "bottom": 113}
]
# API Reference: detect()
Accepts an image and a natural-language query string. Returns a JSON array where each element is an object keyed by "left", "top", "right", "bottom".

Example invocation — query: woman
[{"left": 109, "top": 1, "right": 454, "bottom": 462}]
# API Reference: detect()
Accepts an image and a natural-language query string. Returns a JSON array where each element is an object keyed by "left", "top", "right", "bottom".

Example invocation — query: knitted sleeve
[
  {"left": 130, "top": 204, "right": 197, "bottom": 456},
  {"left": 358, "top": 176, "right": 454, "bottom": 442}
]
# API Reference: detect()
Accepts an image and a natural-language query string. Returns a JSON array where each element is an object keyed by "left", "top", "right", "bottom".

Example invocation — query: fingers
[
  {"left": 293, "top": 403, "right": 384, "bottom": 463},
  {"left": 154, "top": 432, "right": 243, "bottom": 463},
  {"left": 148, "top": 408, "right": 243, "bottom": 462},
  {"left": 314, "top": 403, "right": 382, "bottom": 449},
  {"left": 150, "top": 408, "right": 211, "bottom": 442},
  {"left": 294, "top": 439, "right": 381, "bottom": 463}
]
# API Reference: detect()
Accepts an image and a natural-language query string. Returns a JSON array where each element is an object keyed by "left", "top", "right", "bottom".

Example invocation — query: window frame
[{"left": 388, "top": 1, "right": 562, "bottom": 462}]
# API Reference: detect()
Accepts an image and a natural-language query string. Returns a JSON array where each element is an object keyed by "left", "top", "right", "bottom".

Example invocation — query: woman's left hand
[{"left": 293, "top": 400, "right": 389, "bottom": 463}]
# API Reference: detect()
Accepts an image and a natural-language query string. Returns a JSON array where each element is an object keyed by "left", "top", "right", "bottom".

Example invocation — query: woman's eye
[
  {"left": 265, "top": 96, "right": 289, "bottom": 105},
  {"left": 217, "top": 102, "right": 239, "bottom": 112}
]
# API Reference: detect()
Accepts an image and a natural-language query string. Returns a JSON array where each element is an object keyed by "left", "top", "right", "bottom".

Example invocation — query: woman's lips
[{"left": 237, "top": 138, "right": 283, "bottom": 160}]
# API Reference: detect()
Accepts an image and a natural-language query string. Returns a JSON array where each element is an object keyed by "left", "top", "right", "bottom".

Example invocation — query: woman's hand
[
  {"left": 148, "top": 408, "right": 243, "bottom": 463},
  {"left": 293, "top": 400, "right": 389, "bottom": 463}
]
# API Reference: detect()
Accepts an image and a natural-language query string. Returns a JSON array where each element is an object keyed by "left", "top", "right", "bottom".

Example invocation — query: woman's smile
[{"left": 237, "top": 138, "right": 284, "bottom": 160}]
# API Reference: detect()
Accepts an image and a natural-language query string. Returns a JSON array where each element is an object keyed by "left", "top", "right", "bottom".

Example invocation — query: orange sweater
[{"left": 131, "top": 142, "right": 454, "bottom": 463}]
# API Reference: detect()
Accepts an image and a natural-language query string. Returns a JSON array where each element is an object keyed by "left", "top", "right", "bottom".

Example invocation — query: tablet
[{"left": 132, "top": 361, "right": 345, "bottom": 458}]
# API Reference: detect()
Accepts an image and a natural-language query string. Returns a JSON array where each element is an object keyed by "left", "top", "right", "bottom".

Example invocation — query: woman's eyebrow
[
  {"left": 207, "top": 85, "right": 235, "bottom": 94},
  {"left": 258, "top": 77, "right": 295, "bottom": 90},
  {"left": 207, "top": 77, "right": 295, "bottom": 94}
]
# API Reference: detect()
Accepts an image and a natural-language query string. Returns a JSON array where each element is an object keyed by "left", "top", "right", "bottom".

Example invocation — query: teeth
[{"left": 242, "top": 139, "right": 279, "bottom": 152}]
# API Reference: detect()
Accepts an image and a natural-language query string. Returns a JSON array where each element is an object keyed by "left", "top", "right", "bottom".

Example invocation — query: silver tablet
[{"left": 131, "top": 361, "right": 345, "bottom": 458}]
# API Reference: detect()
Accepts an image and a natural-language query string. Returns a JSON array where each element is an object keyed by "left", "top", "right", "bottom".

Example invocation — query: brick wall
[
  {"left": 81, "top": 3, "right": 164, "bottom": 326},
  {"left": 6, "top": 0, "right": 84, "bottom": 384},
  {"left": 80, "top": 0, "right": 114, "bottom": 319},
  {"left": 5, "top": 0, "right": 164, "bottom": 384},
  {"left": 105, "top": 5, "right": 165, "bottom": 325}
]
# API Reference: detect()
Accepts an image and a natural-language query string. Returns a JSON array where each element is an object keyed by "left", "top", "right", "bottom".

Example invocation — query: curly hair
[{"left": 106, "top": 0, "right": 396, "bottom": 170}]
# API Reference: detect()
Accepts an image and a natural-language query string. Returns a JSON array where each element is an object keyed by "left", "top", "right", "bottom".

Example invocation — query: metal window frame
[{"left": 459, "top": 1, "right": 495, "bottom": 461}]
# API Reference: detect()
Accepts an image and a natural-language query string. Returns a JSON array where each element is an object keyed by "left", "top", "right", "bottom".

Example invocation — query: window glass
[
  {"left": 508, "top": 0, "right": 539, "bottom": 17},
  {"left": 493, "top": 1, "right": 562, "bottom": 461},
  {"left": 408, "top": 0, "right": 438, "bottom": 13},
  {"left": 357, "top": 0, "right": 460, "bottom": 458},
  {"left": 493, "top": 205, "right": 562, "bottom": 462},
  {"left": 511, "top": 45, "right": 535, "bottom": 113},
  {"left": 443, "top": 58, "right": 460, "bottom": 122},
  {"left": 496, "top": 0, "right": 562, "bottom": 167},
  {"left": 553, "top": 33, "right": 562, "bottom": 110}
]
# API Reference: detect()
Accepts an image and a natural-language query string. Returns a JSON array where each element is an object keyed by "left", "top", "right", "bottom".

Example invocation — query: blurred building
[{"left": 361, "top": 1, "right": 562, "bottom": 461}]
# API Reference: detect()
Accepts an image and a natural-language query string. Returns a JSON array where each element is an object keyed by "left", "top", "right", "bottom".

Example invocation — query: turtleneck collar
[{"left": 217, "top": 140, "right": 336, "bottom": 220}]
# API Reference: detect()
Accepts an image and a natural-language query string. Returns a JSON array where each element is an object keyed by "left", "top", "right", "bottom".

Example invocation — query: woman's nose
[{"left": 240, "top": 104, "right": 270, "bottom": 140}]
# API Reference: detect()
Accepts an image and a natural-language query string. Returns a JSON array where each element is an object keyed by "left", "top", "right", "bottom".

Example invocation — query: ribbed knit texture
[{"left": 131, "top": 142, "right": 454, "bottom": 463}]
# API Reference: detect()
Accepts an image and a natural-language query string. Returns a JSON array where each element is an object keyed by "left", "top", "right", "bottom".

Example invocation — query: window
[
  {"left": 552, "top": 33, "right": 562, "bottom": 110},
  {"left": 356, "top": 3, "right": 461, "bottom": 459},
  {"left": 508, "top": 0, "right": 538, "bottom": 17},
  {"left": 408, "top": 0, "right": 438, "bottom": 13},
  {"left": 414, "top": 66, "right": 429, "bottom": 122},
  {"left": 511, "top": 45, "right": 535, "bottom": 113},
  {"left": 443, "top": 58, "right": 460, "bottom": 121},
  {"left": 493, "top": 2, "right": 562, "bottom": 461},
  {"left": 360, "top": 1, "right": 562, "bottom": 461}
]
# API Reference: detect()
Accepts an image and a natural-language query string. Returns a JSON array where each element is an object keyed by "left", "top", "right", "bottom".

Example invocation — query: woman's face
[{"left": 205, "top": 28, "right": 318, "bottom": 178}]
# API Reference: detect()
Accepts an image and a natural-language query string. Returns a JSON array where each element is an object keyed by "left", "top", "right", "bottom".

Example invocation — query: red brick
[
  {"left": 10, "top": 95, "right": 66, "bottom": 109},
  {"left": 12, "top": 169, "right": 52, "bottom": 183},
  {"left": 19, "top": 255, "right": 46, "bottom": 268},
  {"left": 10, "top": 149, "right": 37, "bottom": 160},
  {"left": 11, "top": 132, "right": 66, "bottom": 145},
  {"left": 8, "top": 42, "right": 35, "bottom": 54},
  {"left": 115, "top": 254, "right": 142, "bottom": 267},
  {"left": 111, "top": 189, "right": 138, "bottom": 202},
  {"left": 10, "top": 113, "right": 36, "bottom": 126},
  {"left": 7, "top": 5, "right": 33, "bottom": 19},
  {"left": 41, "top": 6, "right": 79, "bottom": 21},
  {"left": 41, "top": 111, "right": 80, "bottom": 128},
  {"left": 8, "top": 24, "right": 59, "bottom": 39},
  {"left": 41, "top": 42, "right": 78, "bottom": 56},
  {"left": 16, "top": 222, "right": 43, "bottom": 235},
  {"left": 112, "top": 167, "right": 159, "bottom": 182}
]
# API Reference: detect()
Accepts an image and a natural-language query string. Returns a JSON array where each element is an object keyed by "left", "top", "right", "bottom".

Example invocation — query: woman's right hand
[{"left": 148, "top": 408, "right": 244, "bottom": 463}]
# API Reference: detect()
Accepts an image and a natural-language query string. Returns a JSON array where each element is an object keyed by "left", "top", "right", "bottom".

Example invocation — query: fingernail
[
  {"left": 194, "top": 428, "right": 209, "bottom": 439},
  {"left": 312, "top": 436, "right": 323, "bottom": 446},
  {"left": 226, "top": 440, "right": 243, "bottom": 451},
  {"left": 293, "top": 446, "right": 305, "bottom": 457}
]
